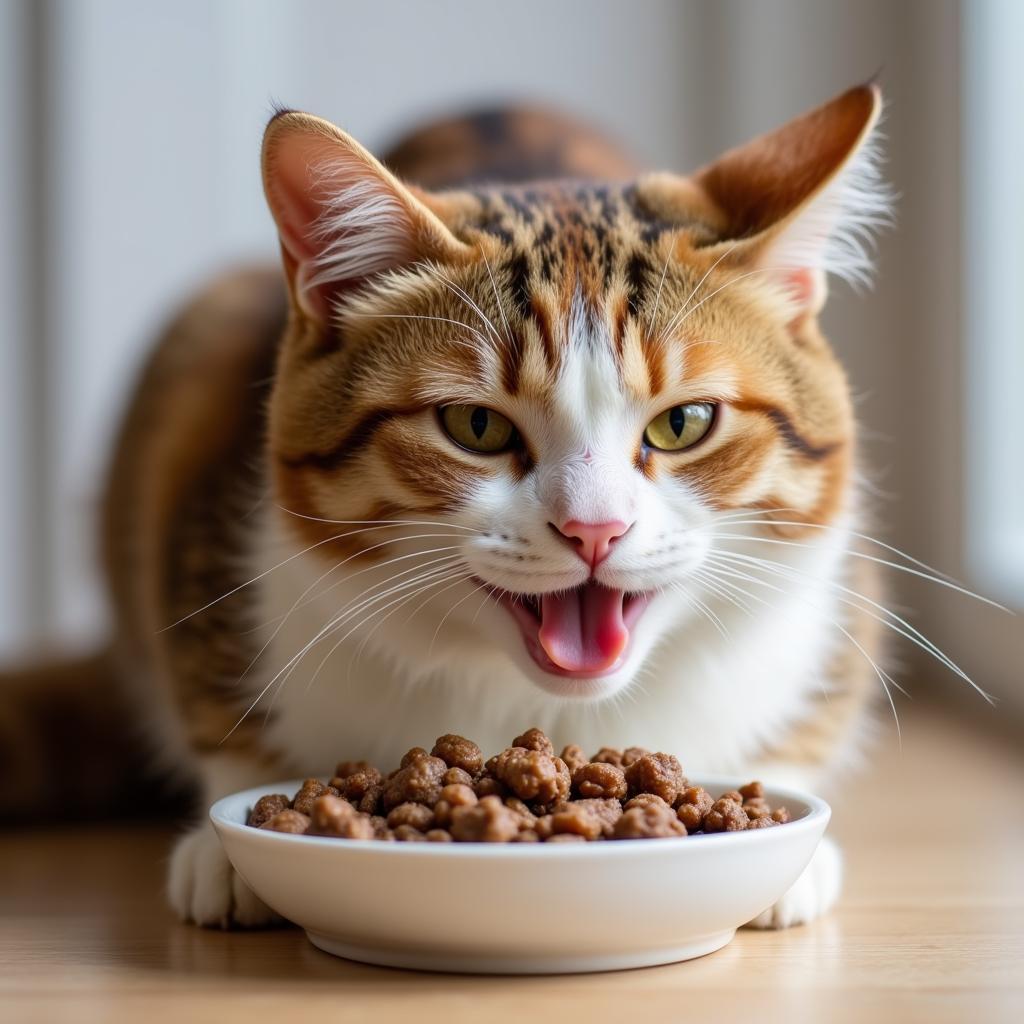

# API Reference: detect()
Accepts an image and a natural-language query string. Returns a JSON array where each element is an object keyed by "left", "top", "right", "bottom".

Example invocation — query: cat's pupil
[
  {"left": 669, "top": 406, "right": 685, "bottom": 438},
  {"left": 470, "top": 407, "right": 489, "bottom": 439}
]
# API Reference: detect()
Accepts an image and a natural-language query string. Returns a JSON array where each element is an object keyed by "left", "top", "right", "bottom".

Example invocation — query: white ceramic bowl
[{"left": 211, "top": 776, "right": 829, "bottom": 974}]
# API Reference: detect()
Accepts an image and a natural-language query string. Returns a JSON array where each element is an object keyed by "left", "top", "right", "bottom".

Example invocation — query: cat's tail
[{"left": 0, "top": 649, "right": 184, "bottom": 822}]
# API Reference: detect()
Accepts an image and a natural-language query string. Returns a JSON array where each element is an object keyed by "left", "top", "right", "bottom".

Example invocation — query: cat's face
[{"left": 262, "top": 86, "right": 884, "bottom": 699}]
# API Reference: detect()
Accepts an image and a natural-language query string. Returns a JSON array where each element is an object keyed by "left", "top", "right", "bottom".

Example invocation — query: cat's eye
[
  {"left": 643, "top": 402, "right": 716, "bottom": 452},
  {"left": 440, "top": 405, "right": 518, "bottom": 454}
]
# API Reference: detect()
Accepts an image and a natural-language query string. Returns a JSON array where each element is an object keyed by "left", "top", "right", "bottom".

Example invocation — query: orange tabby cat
[{"left": 4, "top": 86, "right": 894, "bottom": 929}]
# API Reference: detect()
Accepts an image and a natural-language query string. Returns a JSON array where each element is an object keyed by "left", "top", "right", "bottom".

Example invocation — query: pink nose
[{"left": 552, "top": 519, "right": 632, "bottom": 570}]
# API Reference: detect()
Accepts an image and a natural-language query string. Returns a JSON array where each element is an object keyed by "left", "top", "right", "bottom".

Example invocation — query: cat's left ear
[
  {"left": 262, "top": 110, "right": 471, "bottom": 323},
  {"left": 693, "top": 83, "right": 890, "bottom": 319}
]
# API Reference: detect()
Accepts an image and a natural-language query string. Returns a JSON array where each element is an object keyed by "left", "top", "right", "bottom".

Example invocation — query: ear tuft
[
  {"left": 304, "top": 176, "right": 414, "bottom": 295},
  {"left": 261, "top": 111, "right": 468, "bottom": 323},
  {"left": 694, "top": 84, "right": 893, "bottom": 316},
  {"left": 766, "top": 116, "right": 893, "bottom": 291}
]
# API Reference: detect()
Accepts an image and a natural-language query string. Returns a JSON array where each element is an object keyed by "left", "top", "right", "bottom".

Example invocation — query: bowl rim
[{"left": 210, "top": 774, "right": 831, "bottom": 857}]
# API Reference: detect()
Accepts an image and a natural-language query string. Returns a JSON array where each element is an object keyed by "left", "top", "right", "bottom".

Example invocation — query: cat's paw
[
  {"left": 168, "top": 822, "right": 282, "bottom": 929},
  {"left": 745, "top": 835, "right": 842, "bottom": 930}
]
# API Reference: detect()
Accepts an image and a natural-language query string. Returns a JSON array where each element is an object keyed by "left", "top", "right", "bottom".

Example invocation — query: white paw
[
  {"left": 168, "top": 822, "right": 282, "bottom": 929},
  {"left": 746, "top": 836, "right": 842, "bottom": 930}
]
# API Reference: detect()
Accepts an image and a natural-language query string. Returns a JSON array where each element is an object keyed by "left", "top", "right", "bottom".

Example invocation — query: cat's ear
[
  {"left": 262, "top": 110, "right": 471, "bottom": 322},
  {"left": 693, "top": 83, "right": 890, "bottom": 319}
]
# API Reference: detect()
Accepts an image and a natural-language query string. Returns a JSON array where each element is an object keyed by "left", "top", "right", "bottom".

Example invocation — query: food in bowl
[{"left": 247, "top": 727, "right": 790, "bottom": 843}]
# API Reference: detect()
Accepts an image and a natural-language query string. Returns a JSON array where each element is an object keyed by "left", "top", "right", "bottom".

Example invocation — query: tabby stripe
[
  {"left": 641, "top": 333, "right": 665, "bottom": 395},
  {"left": 733, "top": 400, "right": 842, "bottom": 461},
  {"left": 278, "top": 406, "right": 421, "bottom": 472},
  {"left": 530, "top": 295, "right": 557, "bottom": 371}
]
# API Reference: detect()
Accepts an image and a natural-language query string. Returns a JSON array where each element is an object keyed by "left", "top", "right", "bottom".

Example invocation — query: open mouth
[{"left": 488, "top": 582, "right": 652, "bottom": 678}]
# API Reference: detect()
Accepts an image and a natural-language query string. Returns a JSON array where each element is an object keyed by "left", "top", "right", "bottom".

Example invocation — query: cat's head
[{"left": 260, "top": 85, "right": 888, "bottom": 699}]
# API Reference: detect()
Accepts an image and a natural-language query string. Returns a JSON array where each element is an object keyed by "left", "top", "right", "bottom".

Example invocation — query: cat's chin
[{"left": 482, "top": 581, "right": 652, "bottom": 699}]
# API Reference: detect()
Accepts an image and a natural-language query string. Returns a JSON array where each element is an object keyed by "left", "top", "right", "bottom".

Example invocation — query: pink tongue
[{"left": 538, "top": 584, "right": 628, "bottom": 673}]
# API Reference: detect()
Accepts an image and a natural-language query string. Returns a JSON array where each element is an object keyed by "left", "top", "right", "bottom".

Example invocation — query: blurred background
[{"left": 0, "top": 0, "right": 1020, "bottom": 720}]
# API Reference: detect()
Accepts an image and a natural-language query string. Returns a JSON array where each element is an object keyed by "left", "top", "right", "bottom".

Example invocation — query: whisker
[
  {"left": 659, "top": 242, "right": 741, "bottom": 338},
  {"left": 705, "top": 548, "right": 992, "bottom": 703},
  {"left": 239, "top": 545, "right": 465, "bottom": 686},
  {"left": 703, "top": 532, "right": 1010, "bottom": 612},
  {"left": 159, "top": 521, "right": 459, "bottom": 632},
  {"left": 246, "top": 560, "right": 467, "bottom": 729},
  {"left": 701, "top": 558, "right": 904, "bottom": 731},
  {"left": 480, "top": 249, "right": 514, "bottom": 347},
  {"left": 275, "top": 507, "right": 482, "bottom": 534}
]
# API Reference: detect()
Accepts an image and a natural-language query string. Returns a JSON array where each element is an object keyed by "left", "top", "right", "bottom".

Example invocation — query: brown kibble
[
  {"left": 743, "top": 798, "right": 771, "bottom": 819},
  {"left": 382, "top": 755, "right": 447, "bottom": 810},
  {"left": 472, "top": 775, "right": 508, "bottom": 799},
  {"left": 624, "top": 793, "right": 670, "bottom": 811},
  {"left": 703, "top": 797, "right": 750, "bottom": 833},
  {"left": 612, "top": 803, "right": 687, "bottom": 839},
  {"left": 291, "top": 778, "right": 329, "bottom": 816},
  {"left": 310, "top": 795, "right": 375, "bottom": 839},
  {"left": 400, "top": 747, "right": 430, "bottom": 768},
  {"left": 355, "top": 785, "right": 382, "bottom": 815},
  {"left": 551, "top": 805, "right": 604, "bottom": 840},
  {"left": 570, "top": 798, "right": 623, "bottom": 836},
  {"left": 247, "top": 793, "right": 289, "bottom": 828},
  {"left": 505, "top": 796, "right": 538, "bottom": 829},
  {"left": 432, "top": 783, "right": 478, "bottom": 827},
  {"left": 393, "top": 824, "right": 428, "bottom": 842},
  {"left": 675, "top": 786, "right": 714, "bottom": 830},
  {"left": 333, "top": 760, "right": 372, "bottom": 780},
  {"left": 260, "top": 809, "right": 311, "bottom": 834},
  {"left": 449, "top": 795, "right": 521, "bottom": 842},
  {"left": 511, "top": 727, "right": 554, "bottom": 755},
  {"left": 560, "top": 744, "right": 588, "bottom": 772},
  {"left": 572, "top": 761, "right": 627, "bottom": 800},
  {"left": 443, "top": 766, "right": 474, "bottom": 787},
  {"left": 492, "top": 748, "right": 570, "bottom": 806},
  {"left": 621, "top": 746, "right": 650, "bottom": 767},
  {"left": 335, "top": 767, "right": 383, "bottom": 800},
  {"left": 431, "top": 734, "right": 484, "bottom": 775},
  {"left": 369, "top": 815, "right": 392, "bottom": 839},
  {"left": 624, "top": 753, "right": 684, "bottom": 803},
  {"left": 250, "top": 732, "right": 794, "bottom": 843},
  {"left": 387, "top": 802, "right": 435, "bottom": 831}
]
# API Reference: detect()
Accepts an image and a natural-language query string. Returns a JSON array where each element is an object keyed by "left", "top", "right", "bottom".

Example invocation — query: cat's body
[{"left": 5, "top": 91, "right": 891, "bottom": 929}]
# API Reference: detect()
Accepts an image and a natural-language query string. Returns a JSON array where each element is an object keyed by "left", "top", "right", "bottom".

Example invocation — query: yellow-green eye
[
  {"left": 440, "top": 405, "right": 517, "bottom": 453},
  {"left": 643, "top": 403, "right": 716, "bottom": 451}
]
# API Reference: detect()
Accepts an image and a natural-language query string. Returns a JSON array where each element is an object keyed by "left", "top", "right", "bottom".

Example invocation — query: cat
[{"left": 3, "top": 86, "right": 894, "bottom": 930}]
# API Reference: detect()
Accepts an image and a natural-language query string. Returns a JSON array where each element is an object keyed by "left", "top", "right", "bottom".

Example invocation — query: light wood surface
[{"left": 1, "top": 699, "right": 1021, "bottom": 1023}]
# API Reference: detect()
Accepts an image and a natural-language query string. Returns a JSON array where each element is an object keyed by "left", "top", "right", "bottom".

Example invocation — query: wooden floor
[{"left": 1, "top": 699, "right": 1021, "bottom": 1023}]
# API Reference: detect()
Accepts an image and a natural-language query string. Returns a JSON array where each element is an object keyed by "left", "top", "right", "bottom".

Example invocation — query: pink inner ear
[
  {"left": 780, "top": 266, "right": 826, "bottom": 323},
  {"left": 270, "top": 136, "right": 342, "bottom": 265},
  {"left": 265, "top": 128, "right": 416, "bottom": 322}
]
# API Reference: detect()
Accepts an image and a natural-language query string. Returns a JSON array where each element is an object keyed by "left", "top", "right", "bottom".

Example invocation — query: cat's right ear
[{"left": 261, "top": 110, "right": 471, "bottom": 323}]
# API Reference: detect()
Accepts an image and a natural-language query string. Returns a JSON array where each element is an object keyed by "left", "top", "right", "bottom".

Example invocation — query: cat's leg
[
  {"left": 167, "top": 752, "right": 284, "bottom": 928},
  {"left": 745, "top": 834, "right": 843, "bottom": 930}
]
